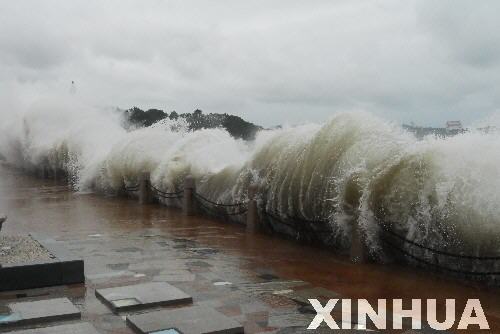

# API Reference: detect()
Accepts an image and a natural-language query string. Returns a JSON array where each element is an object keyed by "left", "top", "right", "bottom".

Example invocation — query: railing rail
[
  {"left": 194, "top": 192, "right": 246, "bottom": 208},
  {"left": 150, "top": 184, "right": 184, "bottom": 199},
  {"left": 121, "top": 173, "right": 499, "bottom": 279}
]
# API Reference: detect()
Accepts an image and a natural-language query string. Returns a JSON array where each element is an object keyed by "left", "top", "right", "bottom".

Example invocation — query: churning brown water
[{"left": 1, "top": 164, "right": 500, "bottom": 333}]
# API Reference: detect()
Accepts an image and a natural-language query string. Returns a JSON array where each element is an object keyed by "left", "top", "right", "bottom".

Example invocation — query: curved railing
[
  {"left": 263, "top": 210, "right": 500, "bottom": 277},
  {"left": 121, "top": 173, "right": 500, "bottom": 281},
  {"left": 150, "top": 184, "right": 184, "bottom": 199},
  {"left": 379, "top": 224, "right": 500, "bottom": 276},
  {"left": 27, "top": 166, "right": 500, "bottom": 282},
  {"left": 194, "top": 192, "right": 248, "bottom": 217}
]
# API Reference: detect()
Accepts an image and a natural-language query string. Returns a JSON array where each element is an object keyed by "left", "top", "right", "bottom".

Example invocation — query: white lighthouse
[{"left": 70, "top": 81, "right": 76, "bottom": 95}]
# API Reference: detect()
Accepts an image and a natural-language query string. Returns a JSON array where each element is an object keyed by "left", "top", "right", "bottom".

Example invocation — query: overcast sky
[{"left": 1, "top": 1, "right": 499, "bottom": 127}]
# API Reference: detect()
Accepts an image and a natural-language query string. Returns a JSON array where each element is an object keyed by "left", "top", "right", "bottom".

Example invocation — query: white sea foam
[{"left": 1, "top": 98, "right": 500, "bottom": 270}]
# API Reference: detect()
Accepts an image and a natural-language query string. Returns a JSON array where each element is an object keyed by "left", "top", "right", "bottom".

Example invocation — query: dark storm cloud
[{"left": 1, "top": 1, "right": 499, "bottom": 126}]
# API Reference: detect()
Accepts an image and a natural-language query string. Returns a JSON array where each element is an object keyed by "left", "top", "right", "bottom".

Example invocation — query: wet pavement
[{"left": 0, "top": 165, "right": 500, "bottom": 333}]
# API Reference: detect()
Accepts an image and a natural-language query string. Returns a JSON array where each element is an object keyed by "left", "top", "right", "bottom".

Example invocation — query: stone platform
[
  {"left": 0, "top": 235, "right": 53, "bottom": 265},
  {"left": 95, "top": 282, "right": 192, "bottom": 313},
  {"left": 0, "top": 298, "right": 80, "bottom": 329},
  {"left": 0, "top": 234, "right": 84, "bottom": 292},
  {"left": 7, "top": 323, "right": 99, "bottom": 334}
]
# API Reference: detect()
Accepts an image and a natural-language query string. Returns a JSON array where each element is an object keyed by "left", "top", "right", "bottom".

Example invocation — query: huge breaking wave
[{"left": 1, "top": 98, "right": 500, "bottom": 279}]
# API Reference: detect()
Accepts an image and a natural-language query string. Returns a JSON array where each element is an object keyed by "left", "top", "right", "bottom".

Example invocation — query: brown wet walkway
[{"left": 0, "top": 165, "right": 499, "bottom": 333}]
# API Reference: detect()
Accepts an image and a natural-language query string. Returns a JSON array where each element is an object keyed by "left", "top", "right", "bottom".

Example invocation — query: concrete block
[
  {"left": 95, "top": 282, "right": 192, "bottom": 313},
  {"left": 8, "top": 322, "right": 99, "bottom": 334},
  {"left": 0, "top": 234, "right": 85, "bottom": 292},
  {"left": 0, "top": 297, "right": 80, "bottom": 329},
  {"left": 126, "top": 305, "right": 244, "bottom": 334}
]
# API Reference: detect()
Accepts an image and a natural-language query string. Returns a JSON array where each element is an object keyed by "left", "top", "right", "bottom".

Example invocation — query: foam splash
[{"left": 1, "top": 99, "right": 500, "bottom": 276}]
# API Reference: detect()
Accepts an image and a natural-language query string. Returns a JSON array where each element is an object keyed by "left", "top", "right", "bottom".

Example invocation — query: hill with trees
[{"left": 124, "top": 107, "right": 262, "bottom": 140}]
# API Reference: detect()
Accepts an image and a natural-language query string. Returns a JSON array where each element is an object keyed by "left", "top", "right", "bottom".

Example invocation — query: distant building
[
  {"left": 402, "top": 124, "right": 447, "bottom": 139},
  {"left": 478, "top": 126, "right": 498, "bottom": 134},
  {"left": 446, "top": 121, "right": 463, "bottom": 132},
  {"left": 403, "top": 120, "right": 466, "bottom": 139}
]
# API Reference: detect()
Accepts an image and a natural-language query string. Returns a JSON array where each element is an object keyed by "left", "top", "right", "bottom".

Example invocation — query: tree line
[{"left": 124, "top": 107, "right": 262, "bottom": 140}]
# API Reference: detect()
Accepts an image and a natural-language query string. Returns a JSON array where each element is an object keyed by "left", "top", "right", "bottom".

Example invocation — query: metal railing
[
  {"left": 121, "top": 174, "right": 500, "bottom": 279},
  {"left": 150, "top": 184, "right": 184, "bottom": 199},
  {"left": 194, "top": 191, "right": 248, "bottom": 216}
]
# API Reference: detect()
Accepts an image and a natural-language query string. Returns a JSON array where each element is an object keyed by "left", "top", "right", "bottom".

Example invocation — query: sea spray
[{"left": 2, "top": 100, "right": 500, "bottom": 279}]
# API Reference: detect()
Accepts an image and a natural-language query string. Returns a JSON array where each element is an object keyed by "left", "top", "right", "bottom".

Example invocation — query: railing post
[
  {"left": 0, "top": 215, "right": 6, "bottom": 232},
  {"left": 117, "top": 179, "right": 127, "bottom": 197},
  {"left": 0, "top": 215, "right": 4, "bottom": 267},
  {"left": 350, "top": 220, "right": 367, "bottom": 263},
  {"left": 39, "top": 165, "right": 48, "bottom": 179},
  {"left": 139, "top": 172, "right": 153, "bottom": 204},
  {"left": 183, "top": 175, "right": 196, "bottom": 216},
  {"left": 246, "top": 184, "right": 259, "bottom": 233}
]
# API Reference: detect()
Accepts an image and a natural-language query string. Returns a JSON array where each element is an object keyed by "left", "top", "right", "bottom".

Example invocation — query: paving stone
[
  {"left": 149, "top": 330, "right": 183, "bottom": 334},
  {"left": 238, "top": 280, "right": 308, "bottom": 296},
  {"left": 126, "top": 305, "right": 244, "bottom": 334},
  {"left": 86, "top": 270, "right": 135, "bottom": 281},
  {"left": 0, "top": 297, "right": 80, "bottom": 329},
  {"left": 275, "top": 327, "right": 373, "bottom": 333},
  {"left": 213, "top": 281, "right": 233, "bottom": 286},
  {"left": 129, "top": 259, "right": 187, "bottom": 271},
  {"left": 95, "top": 282, "right": 192, "bottom": 313},
  {"left": 107, "top": 263, "right": 130, "bottom": 270},
  {"left": 240, "top": 300, "right": 269, "bottom": 314},
  {"left": 186, "top": 260, "right": 212, "bottom": 268},
  {"left": 259, "top": 294, "right": 298, "bottom": 309},
  {"left": 257, "top": 273, "right": 280, "bottom": 281},
  {"left": 287, "top": 286, "right": 341, "bottom": 306},
  {"left": 8, "top": 322, "right": 99, "bottom": 334},
  {"left": 267, "top": 308, "right": 311, "bottom": 328},
  {"left": 115, "top": 247, "right": 142, "bottom": 253},
  {"left": 403, "top": 325, "right": 453, "bottom": 333},
  {"left": 153, "top": 270, "right": 196, "bottom": 282},
  {"left": 215, "top": 304, "right": 242, "bottom": 317}
]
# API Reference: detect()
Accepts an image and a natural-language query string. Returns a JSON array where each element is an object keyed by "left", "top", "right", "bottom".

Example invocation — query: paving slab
[
  {"left": 95, "top": 282, "right": 192, "bottom": 313},
  {"left": 126, "top": 305, "right": 244, "bottom": 334},
  {"left": 238, "top": 280, "right": 308, "bottom": 296},
  {"left": 275, "top": 327, "right": 375, "bottom": 333},
  {"left": 8, "top": 322, "right": 99, "bottom": 334},
  {"left": 403, "top": 325, "right": 453, "bottom": 333},
  {"left": 287, "top": 286, "right": 341, "bottom": 305},
  {"left": 153, "top": 269, "right": 196, "bottom": 282},
  {"left": 0, "top": 297, "right": 80, "bottom": 329}
]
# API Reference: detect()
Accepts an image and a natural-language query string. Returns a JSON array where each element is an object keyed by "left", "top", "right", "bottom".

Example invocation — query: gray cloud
[
  {"left": 1, "top": 0, "right": 499, "bottom": 127},
  {"left": 417, "top": 1, "right": 500, "bottom": 68}
]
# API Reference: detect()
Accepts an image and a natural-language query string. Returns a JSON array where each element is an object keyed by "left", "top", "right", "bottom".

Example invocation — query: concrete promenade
[{"left": 0, "top": 167, "right": 499, "bottom": 333}]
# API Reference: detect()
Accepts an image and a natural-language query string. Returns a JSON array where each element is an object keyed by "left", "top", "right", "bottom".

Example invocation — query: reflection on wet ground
[{"left": 0, "top": 165, "right": 499, "bottom": 333}]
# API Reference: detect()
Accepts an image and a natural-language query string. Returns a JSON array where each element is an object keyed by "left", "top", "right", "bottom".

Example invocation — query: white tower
[{"left": 70, "top": 81, "right": 77, "bottom": 95}]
